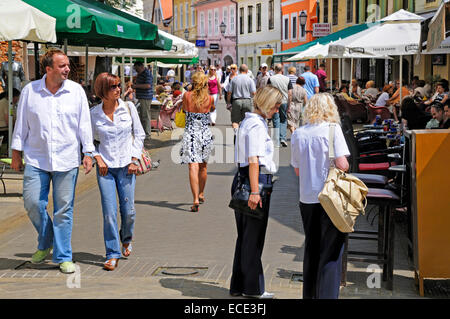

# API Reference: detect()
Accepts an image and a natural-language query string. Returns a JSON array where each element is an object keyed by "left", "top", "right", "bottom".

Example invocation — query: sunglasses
[{"left": 110, "top": 83, "right": 121, "bottom": 90}]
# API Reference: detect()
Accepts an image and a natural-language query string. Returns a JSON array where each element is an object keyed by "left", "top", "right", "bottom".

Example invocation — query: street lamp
[
  {"left": 220, "top": 21, "right": 226, "bottom": 36},
  {"left": 299, "top": 11, "right": 307, "bottom": 38},
  {"left": 184, "top": 28, "right": 189, "bottom": 41}
]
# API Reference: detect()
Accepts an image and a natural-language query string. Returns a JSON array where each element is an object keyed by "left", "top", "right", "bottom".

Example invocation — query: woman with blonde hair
[
  {"left": 230, "top": 85, "right": 283, "bottom": 299},
  {"left": 180, "top": 72, "right": 215, "bottom": 212},
  {"left": 291, "top": 93, "right": 350, "bottom": 299}
]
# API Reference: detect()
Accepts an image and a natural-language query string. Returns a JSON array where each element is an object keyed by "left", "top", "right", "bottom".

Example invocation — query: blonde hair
[
  {"left": 253, "top": 86, "right": 283, "bottom": 117},
  {"left": 191, "top": 71, "right": 210, "bottom": 112},
  {"left": 366, "top": 80, "right": 375, "bottom": 88},
  {"left": 302, "top": 93, "right": 341, "bottom": 125},
  {"left": 288, "top": 66, "right": 296, "bottom": 74}
]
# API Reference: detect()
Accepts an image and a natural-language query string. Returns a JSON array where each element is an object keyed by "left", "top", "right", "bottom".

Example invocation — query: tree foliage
[{"left": 101, "top": 0, "right": 139, "bottom": 13}]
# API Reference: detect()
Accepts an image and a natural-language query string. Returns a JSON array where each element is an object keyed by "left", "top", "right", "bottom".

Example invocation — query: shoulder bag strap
[
  {"left": 125, "top": 101, "right": 135, "bottom": 142},
  {"left": 328, "top": 123, "right": 336, "bottom": 167}
]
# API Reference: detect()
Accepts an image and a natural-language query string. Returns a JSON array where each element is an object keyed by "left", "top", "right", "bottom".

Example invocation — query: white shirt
[
  {"left": 90, "top": 99, "right": 145, "bottom": 168},
  {"left": 235, "top": 112, "right": 277, "bottom": 174},
  {"left": 291, "top": 122, "right": 350, "bottom": 204},
  {"left": 375, "top": 92, "right": 390, "bottom": 106},
  {"left": 11, "top": 75, "right": 94, "bottom": 172},
  {"left": 167, "top": 69, "right": 175, "bottom": 82}
]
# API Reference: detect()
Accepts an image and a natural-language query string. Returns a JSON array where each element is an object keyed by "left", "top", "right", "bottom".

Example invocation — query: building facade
[
  {"left": 237, "top": 0, "right": 281, "bottom": 75},
  {"left": 194, "top": 0, "right": 237, "bottom": 67},
  {"left": 142, "top": 0, "right": 173, "bottom": 33},
  {"left": 173, "top": 0, "right": 198, "bottom": 44}
]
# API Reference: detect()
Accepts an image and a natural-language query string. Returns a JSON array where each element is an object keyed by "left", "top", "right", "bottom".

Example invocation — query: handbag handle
[{"left": 328, "top": 123, "right": 336, "bottom": 167}]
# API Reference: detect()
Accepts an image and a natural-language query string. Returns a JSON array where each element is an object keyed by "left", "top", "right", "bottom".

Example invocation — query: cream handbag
[{"left": 318, "top": 124, "right": 369, "bottom": 233}]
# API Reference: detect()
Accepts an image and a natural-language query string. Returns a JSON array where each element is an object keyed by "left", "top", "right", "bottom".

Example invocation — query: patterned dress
[{"left": 180, "top": 111, "right": 213, "bottom": 164}]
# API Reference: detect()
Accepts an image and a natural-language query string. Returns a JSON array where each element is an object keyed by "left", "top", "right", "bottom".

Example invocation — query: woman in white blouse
[
  {"left": 230, "top": 85, "right": 283, "bottom": 299},
  {"left": 291, "top": 93, "right": 350, "bottom": 299},
  {"left": 90, "top": 73, "right": 145, "bottom": 271}
]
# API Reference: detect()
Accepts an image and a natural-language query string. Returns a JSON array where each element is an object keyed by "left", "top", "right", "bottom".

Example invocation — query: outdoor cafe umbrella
[
  {"left": 23, "top": 0, "right": 172, "bottom": 51},
  {"left": 0, "top": 0, "right": 57, "bottom": 157},
  {"left": 329, "top": 9, "right": 424, "bottom": 103}
]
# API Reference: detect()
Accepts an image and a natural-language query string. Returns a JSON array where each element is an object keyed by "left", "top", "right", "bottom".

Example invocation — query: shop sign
[
  {"left": 210, "top": 43, "right": 220, "bottom": 50},
  {"left": 313, "top": 23, "right": 331, "bottom": 37},
  {"left": 261, "top": 49, "right": 274, "bottom": 55}
]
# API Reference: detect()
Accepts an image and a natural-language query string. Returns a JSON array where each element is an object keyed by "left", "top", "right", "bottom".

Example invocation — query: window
[
  {"left": 347, "top": 0, "right": 353, "bottom": 23},
  {"left": 239, "top": 7, "right": 244, "bottom": 34},
  {"left": 214, "top": 9, "right": 219, "bottom": 35},
  {"left": 292, "top": 15, "right": 297, "bottom": 40},
  {"left": 174, "top": 5, "right": 178, "bottom": 30},
  {"left": 256, "top": 3, "right": 261, "bottom": 32},
  {"left": 191, "top": 1, "right": 195, "bottom": 27},
  {"left": 208, "top": 10, "right": 213, "bottom": 36},
  {"left": 230, "top": 6, "right": 235, "bottom": 34},
  {"left": 248, "top": 6, "right": 253, "bottom": 33},
  {"left": 200, "top": 12, "right": 205, "bottom": 36},
  {"left": 223, "top": 7, "right": 228, "bottom": 34},
  {"left": 268, "top": 0, "right": 274, "bottom": 30},
  {"left": 284, "top": 16, "right": 289, "bottom": 40},
  {"left": 332, "top": 0, "right": 338, "bottom": 25},
  {"left": 180, "top": 5, "right": 183, "bottom": 30},
  {"left": 186, "top": 3, "right": 189, "bottom": 30},
  {"left": 324, "top": 0, "right": 328, "bottom": 23}
]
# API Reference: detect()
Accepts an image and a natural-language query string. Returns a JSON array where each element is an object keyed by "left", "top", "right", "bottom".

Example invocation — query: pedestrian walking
[
  {"left": 301, "top": 65, "right": 320, "bottom": 99},
  {"left": 287, "top": 67, "right": 298, "bottom": 87},
  {"left": 290, "top": 93, "right": 350, "bottom": 299},
  {"left": 207, "top": 65, "right": 222, "bottom": 126},
  {"left": 132, "top": 61, "right": 153, "bottom": 147},
  {"left": 180, "top": 72, "right": 215, "bottom": 212},
  {"left": 287, "top": 76, "right": 308, "bottom": 133},
  {"left": 223, "top": 64, "right": 238, "bottom": 110},
  {"left": 90, "top": 73, "right": 145, "bottom": 271},
  {"left": 267, "top": 63, "right": 292, "bottom": 147},
  {"left": 227, "top": 64, "right": 256, "bottom": 131},
  {"left": 229, "top": 85, "right": 283, "bottom": 299},
  {"left": 10, "top": 49, "right": 95, "bottom": 274},
  {"left": 255, "top": 63, "right": 270, "bottom": 90},
  {"left": 315, "top": 63, "right": 328, "bottom": 92}
]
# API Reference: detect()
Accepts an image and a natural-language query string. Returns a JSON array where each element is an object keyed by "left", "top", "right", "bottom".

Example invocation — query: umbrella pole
[
  {"left": 7, "top": 41, "right": 13, "bottom": 157},
  {"left": 120, "top": 56, "right": 125, "bottom": 100},
  {"left": 329, "top": 58, "right": 332, "bottom": 92},
  {"left": 338, "top": 58, "right": 341, "bottom": 89},
  {"left": 350, "top": 58, "right": 353, "bottom": 82},
  {"left": 64, "top": 38, "right": 68, "bottom": 55},
  {"left": 85, "top": 44, "right": 89, "bottom": 89},
  {"left": 399, "top": 55, "right": 403, "bottom": 105}
]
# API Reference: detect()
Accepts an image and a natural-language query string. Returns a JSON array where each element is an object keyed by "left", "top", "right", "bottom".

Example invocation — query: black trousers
[
  {"left": 300, "top": 202, "right": 345, "bottom": 299},
  {"left": 230, "top": 168, "right": 272, "bottom": 296}
]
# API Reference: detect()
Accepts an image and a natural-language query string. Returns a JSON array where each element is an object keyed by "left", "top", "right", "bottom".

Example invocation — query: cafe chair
[
  {"left": 335, "top": 94, "right": 368, "bottom": 123},
  {"left": 341, "top": 187, "right": 401, "bottom": 290},
  {"left": 367, "top": 104, "right": 391, "bottom": 124}
]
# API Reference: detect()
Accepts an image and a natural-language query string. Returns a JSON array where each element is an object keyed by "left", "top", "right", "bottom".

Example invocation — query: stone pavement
[{"left": 0, "top": 100, "right": 424, "bottom": 299}]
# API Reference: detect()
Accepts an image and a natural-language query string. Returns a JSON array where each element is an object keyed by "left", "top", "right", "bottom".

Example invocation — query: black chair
[{"left": 341, "top": 187, "right": 400, "bottom": 290}]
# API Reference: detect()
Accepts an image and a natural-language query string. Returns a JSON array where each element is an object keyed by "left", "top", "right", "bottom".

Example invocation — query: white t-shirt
[
  {"left": 375, "top": 92, "right": 390, "bottom": 106},
  {"left": 291, "top": 122, "right": 350, "bottom": 204},
  {"left": 235, "top": 112, "right": 277, "bottom": 174},
  {"left": 167, "top": 69, "right": 176, "bottom": 82}
]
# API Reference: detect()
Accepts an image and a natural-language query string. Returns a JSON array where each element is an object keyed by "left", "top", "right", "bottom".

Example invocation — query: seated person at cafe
[
  {"left": 349, "top": 79, "right": 362, "bottom": 99},
  {"left": 362, "top": 80, "right": 380, "bottom": 103},
  {"left": 338, "top": 85, "right": 359, "bottom": 104},
  {"left": 424, "top": 82, "right": 448, "bottom": 108},
  {"left": 426, "top": 104, "right": 447, "bottom": 129},
  {"left": 387, "top": 80, "right": 409, "bottom": 122},
  {"left": 374, "top": 84, "right": 394, "bottom": 107},
  {"left": 400, "top": 97, "right": 431, "bottom": 130},
  {"left": 444, "top": 104, "right": 450, "bottom": 129},
  {"left": 413, "top": 80, "right": 428, "bottom": 101}
]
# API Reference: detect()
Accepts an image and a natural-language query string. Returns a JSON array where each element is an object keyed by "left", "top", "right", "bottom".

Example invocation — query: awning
[
  {"left": 427, "top": 0, "right": 450, "bottom": 52},
  {"left": 23, "top": 0, "right": 172, "bottom": 50},
  {"left": 273, "top": 22, "right": 379, "bottom": 63},
  {"left": 0, "top": 0, "right": 56, "bottom": 42}
]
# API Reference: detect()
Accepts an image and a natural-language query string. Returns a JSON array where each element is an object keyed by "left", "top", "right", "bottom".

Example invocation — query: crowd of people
[{"left": 3, "top": 48, "right": 450, "bottom": 301}]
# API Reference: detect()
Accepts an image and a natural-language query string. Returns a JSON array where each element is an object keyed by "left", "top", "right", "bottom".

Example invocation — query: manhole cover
[
  {"left": 152, "top": 267, "right": 208, "bottom": 277},
  {"left": 291, "top": 273, "right": 303, "bottom": 282},
  {"left": 424, "top": 279, "right": 450, "bottom": 298}
]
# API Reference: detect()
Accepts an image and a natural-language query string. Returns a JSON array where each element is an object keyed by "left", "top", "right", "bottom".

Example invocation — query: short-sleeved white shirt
[
  {"left": 291, "top": 122, "right": 350, "bottom": 204},
  {"left": 235, "top": 112, "right": 277, "bottom": 174}
]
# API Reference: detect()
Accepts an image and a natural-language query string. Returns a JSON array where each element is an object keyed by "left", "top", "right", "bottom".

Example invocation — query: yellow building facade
[{"left": 173, "top": 0, "right": 197, "bottom": 44}]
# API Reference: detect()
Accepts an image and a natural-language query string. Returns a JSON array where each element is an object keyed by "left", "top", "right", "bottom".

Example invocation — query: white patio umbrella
[
  {"left": 329, "top": 9, "right": 424, "bottom": 103},
  {"left": 0, "top": 0, "right": 56, "bottom": 156},
  {"left": 287, "top": 41, "right": 391, "bottom": 90}
]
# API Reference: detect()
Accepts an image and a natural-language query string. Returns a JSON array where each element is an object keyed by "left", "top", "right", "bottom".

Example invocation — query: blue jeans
[
  {"left": 96, "top": 166, "right": 136, "bottom": 259},
  {"left": 23, "top": 165, "right": 79, "bottom": 263},
  {"left": 271, "top": 103, "right": 288, "bottom": 144}
]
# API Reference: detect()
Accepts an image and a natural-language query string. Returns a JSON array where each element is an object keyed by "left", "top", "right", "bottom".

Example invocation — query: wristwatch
[{"left": 84, "top": 152, "right": 94, "bottom": 159}]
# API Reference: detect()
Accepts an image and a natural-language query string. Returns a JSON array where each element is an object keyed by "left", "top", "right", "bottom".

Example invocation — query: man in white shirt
[
  {"left": 10, "top": 49, "right": 94, "bottom": 274},
  {"left": 166, "top": 67, "right": 176, "bottom": 83}
]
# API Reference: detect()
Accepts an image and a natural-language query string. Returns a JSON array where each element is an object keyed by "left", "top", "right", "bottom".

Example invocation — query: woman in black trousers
[{"left": 229, "top": 86, "right": 283, "bottom": 299}]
